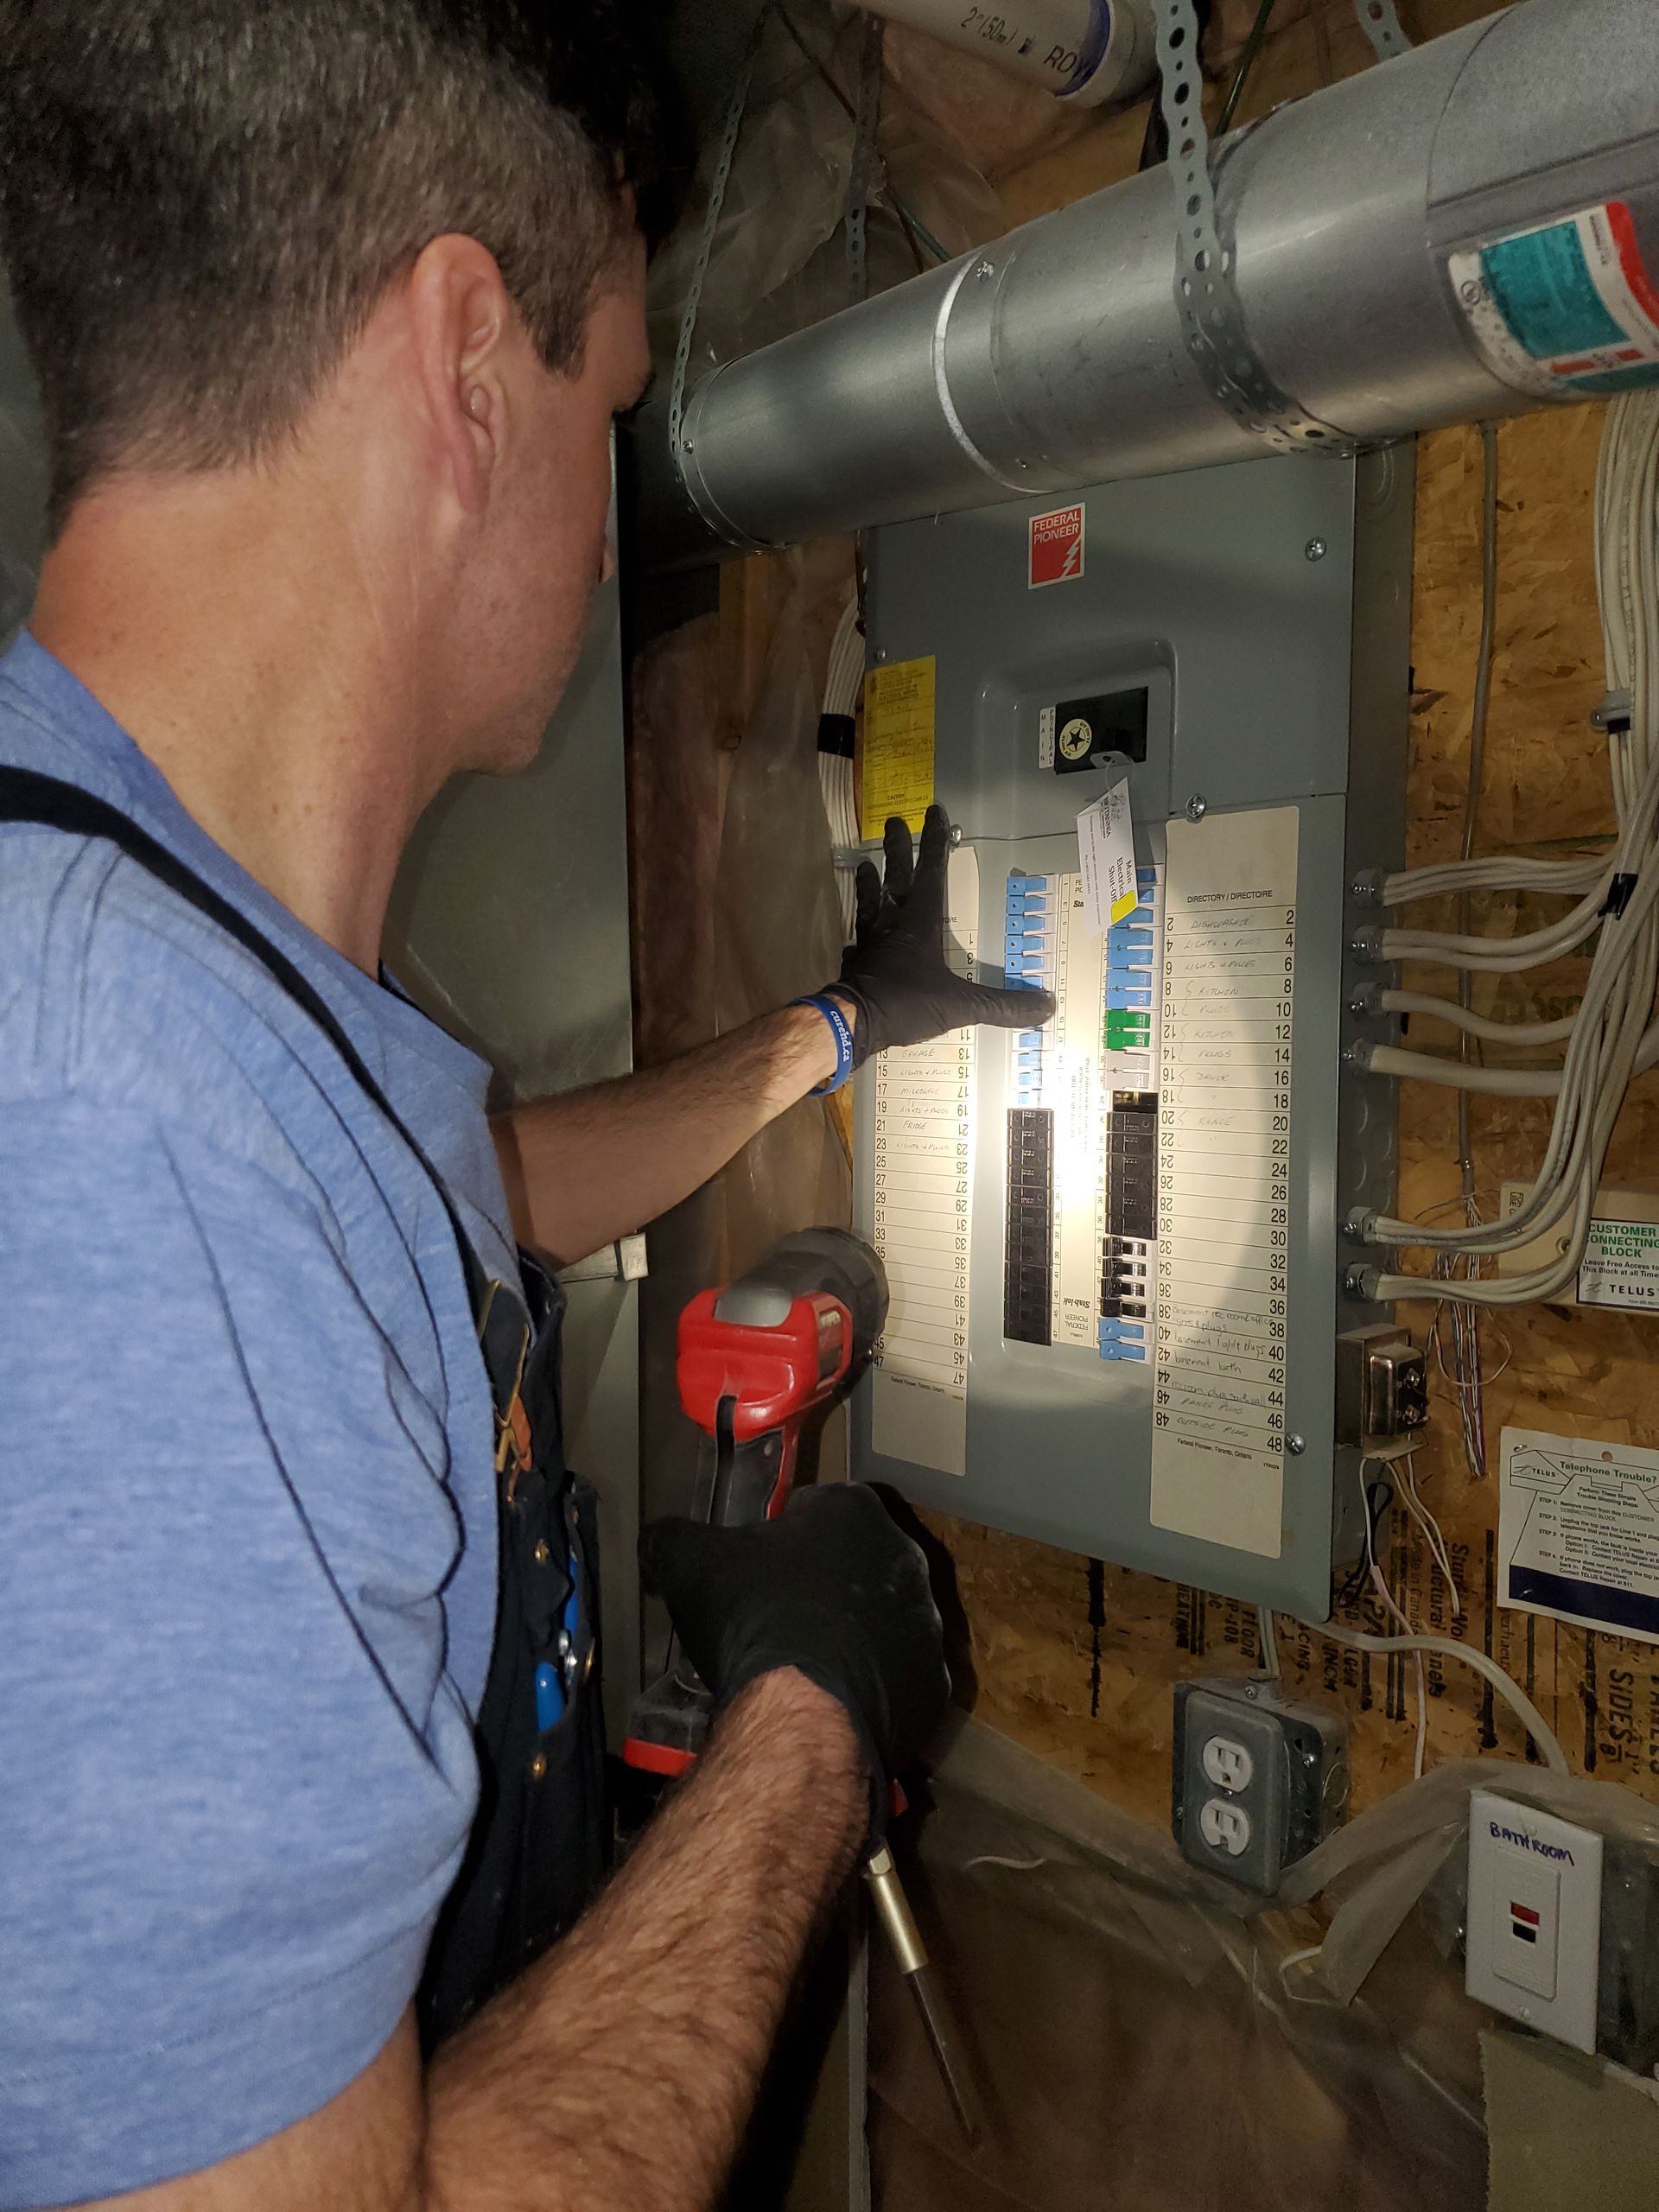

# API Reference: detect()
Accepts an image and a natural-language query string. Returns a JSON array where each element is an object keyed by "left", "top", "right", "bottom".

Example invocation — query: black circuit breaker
[
  {"left": 1005, "top": 1107, "right": 1054, "bottom": 1345},
  {"left": 1102, "top": 1092, "right": 1157, "bottom": 1324}
]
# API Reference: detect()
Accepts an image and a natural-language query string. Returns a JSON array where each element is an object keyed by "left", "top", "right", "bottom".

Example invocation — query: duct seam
[{"left": 931, "top": 262, "right": 1033, "bottom": 497}]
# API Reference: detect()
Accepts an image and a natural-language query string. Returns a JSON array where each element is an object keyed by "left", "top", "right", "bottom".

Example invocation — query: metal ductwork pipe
[{"left": 633, "top": 0, "right": 1659, "bottom": 571}]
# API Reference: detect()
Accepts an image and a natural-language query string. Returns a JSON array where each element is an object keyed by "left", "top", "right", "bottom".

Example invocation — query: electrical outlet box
[
  {"left": 1172, "top": 1676, "right": 1351, "bottom": 1894},
  {"left": 1466, "top": 1790, "right": 1604, "bottom": 2053}
]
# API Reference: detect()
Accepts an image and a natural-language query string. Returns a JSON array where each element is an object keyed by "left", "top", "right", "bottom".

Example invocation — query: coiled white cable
[
  {"left": 1360, "top": 391, "right": 1659, "bottom": 1304},
  {"left": 818, "top": 594, "right": 863, "bottom": 942}
]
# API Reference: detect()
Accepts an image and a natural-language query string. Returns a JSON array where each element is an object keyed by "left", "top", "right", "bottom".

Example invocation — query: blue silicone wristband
[{"left": 795, "top": 993, "right": 855, "bottom": 1095}]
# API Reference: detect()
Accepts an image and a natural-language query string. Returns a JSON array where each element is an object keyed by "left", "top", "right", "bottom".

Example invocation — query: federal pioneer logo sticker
[{"left": 1029, "top": 504, "right": 1084, "bottom": 588}]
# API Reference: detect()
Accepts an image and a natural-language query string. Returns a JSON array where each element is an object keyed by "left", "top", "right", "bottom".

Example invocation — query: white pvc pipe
[{"left": 863, "top": 0, "right": 1156, "bottom": 106}]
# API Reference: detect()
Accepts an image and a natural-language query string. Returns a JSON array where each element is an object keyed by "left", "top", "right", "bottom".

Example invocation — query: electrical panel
[{"left": 850, "top": 453, "right": 1413, "bottom": 1618}]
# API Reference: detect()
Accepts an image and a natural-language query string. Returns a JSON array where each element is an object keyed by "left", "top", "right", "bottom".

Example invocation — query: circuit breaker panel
[{"left": 850, "top": 452, "right": 1412, "bottom": 1618}]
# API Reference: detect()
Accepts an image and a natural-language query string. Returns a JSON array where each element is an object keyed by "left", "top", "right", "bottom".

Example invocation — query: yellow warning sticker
[{"left": 861, "top": 657, "right": 935, "bottom": 833}]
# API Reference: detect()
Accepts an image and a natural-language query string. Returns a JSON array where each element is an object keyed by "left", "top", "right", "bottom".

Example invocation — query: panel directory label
[
  {"left": 1150, "top": 806, "right": 1299, "bottom": 1559},
  {"left": 870, "top": 847, "right": 979, "bottom": 1476}
]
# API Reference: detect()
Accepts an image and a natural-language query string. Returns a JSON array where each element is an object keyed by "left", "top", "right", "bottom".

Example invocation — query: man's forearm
[
  {"left": 423, "top": 1669, "right": 865, "bottom": 2212},
  {"left": 493, "top": 1004, "right": 842, "bottom": 1266}
]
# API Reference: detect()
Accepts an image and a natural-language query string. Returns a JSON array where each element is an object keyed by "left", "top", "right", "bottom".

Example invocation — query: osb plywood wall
[
  {"left": 914, "top": 2, "right": 1659, "bottom": 1825},
  {"left": 667, "top": 0, "right": 1659, "bottom": 1826}
]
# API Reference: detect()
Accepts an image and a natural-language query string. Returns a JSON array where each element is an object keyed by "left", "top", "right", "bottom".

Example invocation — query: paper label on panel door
[
  {"left": 871, "top": 846, "right": 978, "bottom": 1476},
  {"left": 1150, "top": 807, "right": 1298, "bottom": 1559}
]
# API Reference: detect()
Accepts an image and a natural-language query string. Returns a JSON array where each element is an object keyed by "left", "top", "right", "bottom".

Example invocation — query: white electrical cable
[
  {"left": 1362, "top": 1025, "right": 1659, "bottom": 1093},
  {"left": 1357, "top": 391, "right": 1659, "bottom": 1306},
  {"left": 1379, "top": 876, "right": 1619, "bottom": 967},
  {"left": 1301, "top": 1618, "right": 1569, "bottom": 1772},
  {"left": 1395, "top": 1456, "right": 1461, "bottom": 1615},
  {"left": 1382, "top": 854, "right": 1605, "bottom": 903},
  {"left": 1377, "top": 990, "right": 1580, "bottom": 1046},
  {"left": 1358, "top": 1459, "right": 1428, "bottom": 1779}
]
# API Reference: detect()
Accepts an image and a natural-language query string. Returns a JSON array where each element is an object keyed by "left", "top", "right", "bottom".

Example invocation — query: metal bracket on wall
[
  {"left": 1355, "top": 0, "right": 1413, "bottom": 62},
  {"left": 1150, "top": 0, "right": 1359, "bottom": 459}
]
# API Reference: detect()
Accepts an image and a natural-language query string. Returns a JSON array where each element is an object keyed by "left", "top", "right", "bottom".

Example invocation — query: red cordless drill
[
  {"left": 623, "top": 1226, "right": 888, "bottom": 1777},
  {"left": 623, "top": 1228, "right": 980, "bottom": 2145}
]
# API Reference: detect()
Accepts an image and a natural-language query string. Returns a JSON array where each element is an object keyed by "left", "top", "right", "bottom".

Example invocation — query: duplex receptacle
[{"left": 1173, "top": 1676, "right": 1350, "bottom": 1894}]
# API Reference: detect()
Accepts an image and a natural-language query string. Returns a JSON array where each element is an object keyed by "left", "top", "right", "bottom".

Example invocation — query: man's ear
[{"left": 407, "top": 234, "right": 515, "bottom": 518}]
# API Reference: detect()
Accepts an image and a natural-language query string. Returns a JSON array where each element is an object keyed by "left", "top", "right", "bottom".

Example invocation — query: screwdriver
[{"left": 862, "top": 1842, "right": 981, "bottom": 2147}]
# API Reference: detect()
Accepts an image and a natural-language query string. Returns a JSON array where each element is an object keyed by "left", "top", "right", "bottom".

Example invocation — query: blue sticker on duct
[{"left": 1484, "top": 223, "right": 1627, "bottom": 360}]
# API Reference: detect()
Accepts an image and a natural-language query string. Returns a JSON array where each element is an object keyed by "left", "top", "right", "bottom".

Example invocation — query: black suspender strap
[{"left": 0, "top": 765, "right": 493, "bottom": 1317}]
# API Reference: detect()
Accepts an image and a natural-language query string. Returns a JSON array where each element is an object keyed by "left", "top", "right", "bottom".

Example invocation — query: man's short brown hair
[{"left": 0, "top": 0, "right": 670, "bottom": 527}]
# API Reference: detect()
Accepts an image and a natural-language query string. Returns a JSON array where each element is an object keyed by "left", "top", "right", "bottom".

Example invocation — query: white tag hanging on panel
[{"left": 1077, "top": 774, "right": 1138, "bottom": 936}]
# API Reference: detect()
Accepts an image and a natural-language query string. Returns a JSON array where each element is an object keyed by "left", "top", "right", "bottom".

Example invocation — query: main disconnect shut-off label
[{"left": 1150, "top": 807, "right": 1299, "bottom": 1560}]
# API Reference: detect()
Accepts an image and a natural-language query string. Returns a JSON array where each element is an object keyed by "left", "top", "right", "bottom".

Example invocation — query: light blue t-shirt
[{"left": 0, "top": 636, "right": 517, "bottom": 2204}]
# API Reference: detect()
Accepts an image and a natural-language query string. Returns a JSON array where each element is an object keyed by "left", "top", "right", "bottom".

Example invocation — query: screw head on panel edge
[
  {"left": 1185, "top": 793, "right": 1208, "bottom": 823},
  {"left": 1306, "top": 537, "right": 1327, "bottom": 561},
  {"left": 1286, "top": 1434, "right": 1306, "bottom": 1457}
]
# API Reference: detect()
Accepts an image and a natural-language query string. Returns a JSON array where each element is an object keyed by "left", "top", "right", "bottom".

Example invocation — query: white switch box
[{"left": 1466, "top": 1790, "right": 1603, "bottom": 2053}]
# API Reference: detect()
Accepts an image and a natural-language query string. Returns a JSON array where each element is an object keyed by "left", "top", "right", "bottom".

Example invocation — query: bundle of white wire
[
  {"left": 818, "top": 594, "right": 863, "bottom": 944},
  {"left": 1353, "top": 391, "right": 1659, "bottom": 1306}
]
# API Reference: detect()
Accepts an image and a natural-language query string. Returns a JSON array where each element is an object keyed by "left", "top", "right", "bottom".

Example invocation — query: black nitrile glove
[
  {"left": 832, "top": 804, "right": 1055, "bottom": 1066},
  {"left": 638, "top": 1484, "right": 949, "bottom": 1840}
]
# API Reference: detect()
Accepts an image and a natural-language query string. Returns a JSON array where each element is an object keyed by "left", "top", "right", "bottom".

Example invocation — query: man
[{"left": 0, "top": 6, "right": 1050, "bottom": 2209}]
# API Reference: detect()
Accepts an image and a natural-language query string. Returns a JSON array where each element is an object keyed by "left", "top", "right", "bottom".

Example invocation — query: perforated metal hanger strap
[
  {"left": 668, "top": 2, "right": 778, "bottom": 467},
  {"left": 1356, "top": 0, "right": 1413, "bottom": 62},
  {"left": 1150, "top": 0, "right": 1358, "bottom": 458},
  {"left": 844, "top": 16, "right": 884, "bottom": 308}
]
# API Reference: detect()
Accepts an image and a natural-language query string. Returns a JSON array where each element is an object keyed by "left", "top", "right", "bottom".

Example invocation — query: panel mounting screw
[
  {"left": 949, "top": 823, "right": 963, "bottom": 848},
  {"left": 1286, "top": 1434, "right": 1306, "bottom": 1456},
  {"left": 1306, "top": 537, "right": 1327, "bottom": 562},
  {"left": 874, "top": 647, "right": 887, "bottom": 663},
  {"left": 1185, "top": 793, "right": 1208, "bottom": 823}
]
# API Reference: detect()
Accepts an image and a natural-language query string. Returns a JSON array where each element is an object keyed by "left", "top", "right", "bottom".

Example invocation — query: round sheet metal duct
[{"left": 632, "top": 0, "right": 1659, "bottom": 570}]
